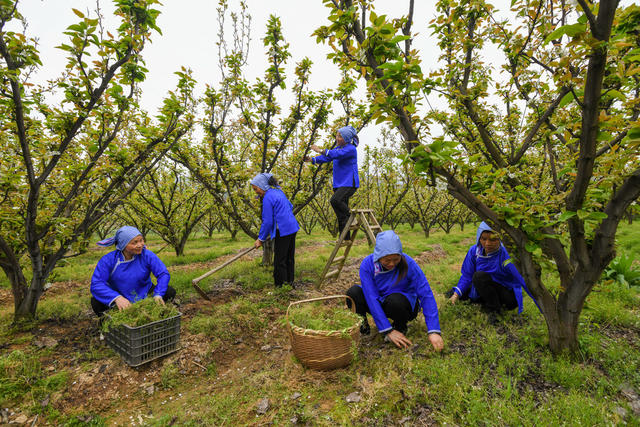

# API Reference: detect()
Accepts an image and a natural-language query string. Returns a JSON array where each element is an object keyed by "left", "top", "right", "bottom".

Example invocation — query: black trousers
[
  {"left": 472, "top": 271, "right": 517, "bottom": 312},
  {"left": 274, "top": 230, "right": 296, "bottom": 287},
  {"left": 346, "top": 285, "right": 419, "bottom": 331},
  {"left": 91, "top": 285, "right": 176, "bottom": 317},
  {"left": 331, "top": 186, "right": 357, "bottom": 235}
]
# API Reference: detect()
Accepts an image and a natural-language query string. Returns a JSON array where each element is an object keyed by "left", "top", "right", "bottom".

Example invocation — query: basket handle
[{"left": 286, "top": 294, "right": 356, "bottom": 326}]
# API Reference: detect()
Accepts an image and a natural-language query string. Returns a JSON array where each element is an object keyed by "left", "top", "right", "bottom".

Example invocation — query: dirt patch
[
  {"left": 41, "top": 280, "right": 85, "bottom": 300},
  {"left": 600, "top": 325, "right": 640, "bottom": 350},
  {"left": 413, "top": 244, "right": 448, "bottom": 265},
  {"left": 169, "top": 249, "right": 258, "bottom": 273},
  {"left": 0, "top": 287, "right": 11, "bottom": 307},
  {"left": 461, "top": 237, "right": 475, "bottom": 246}
]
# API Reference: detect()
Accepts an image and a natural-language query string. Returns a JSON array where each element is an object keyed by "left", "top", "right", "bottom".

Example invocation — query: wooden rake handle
[
  {"left": 192, "top": 246, "right": 256, "bottom": 285},
  {"left": 191, "top": 246, "right": 256, "bottom": 300}
]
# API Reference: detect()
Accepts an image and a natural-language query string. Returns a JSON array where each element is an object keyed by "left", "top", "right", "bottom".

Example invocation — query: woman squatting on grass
[
  {"left": 90, "top": 226, "right": 176, "bottom": 316},
  {"left": 346, "top": 230, "right": 444, "bottom": 351},
  {"left": 445, "top": 222, "right": 539, "bottom": 321},
  {"left": 306, "top": 126, "right": 359, "bottom": 240},
  {"left": 252, "top": 173, "right": 300, "bottom": 287}
]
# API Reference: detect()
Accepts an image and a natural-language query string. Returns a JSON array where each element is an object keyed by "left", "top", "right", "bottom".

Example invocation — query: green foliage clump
[
  {"left": 602, "top": 253, "right": 640, "bottom": 288},
  {"left": 0, "top": 350, "right": 69, "bottom": 405},
  {"left": 101, "top": 298, "right": 179, "bottom": 331},
  {"left": 287, "top": 301, "right": 361, "bottom": 331}
]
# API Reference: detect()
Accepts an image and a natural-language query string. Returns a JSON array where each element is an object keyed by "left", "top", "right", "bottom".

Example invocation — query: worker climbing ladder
[{"left": 316, "top": 209, "right": 382, "bottom": 287}]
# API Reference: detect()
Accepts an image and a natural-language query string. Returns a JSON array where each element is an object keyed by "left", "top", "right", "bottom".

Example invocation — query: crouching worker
[
  {"left": 251, "top": 173, "right": 300, "bottom": 287},
  {"left": 90, "top": 226, "right": 175, "bottom": 317},
  {"left": 346, "top": 230, "right": 444, "bottom": 351},
  {"left": 445, "top": 222, "right": 537, "bottom": 317}
]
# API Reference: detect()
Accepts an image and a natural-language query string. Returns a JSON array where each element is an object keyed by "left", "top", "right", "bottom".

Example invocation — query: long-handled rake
[{"left": 191, "top": 246, "right": 257, "bottom": 301}]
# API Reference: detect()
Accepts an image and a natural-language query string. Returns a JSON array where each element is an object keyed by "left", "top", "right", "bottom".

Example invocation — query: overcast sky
[{"left": 18, "top": 0, "right": 453, "bottom": 151}]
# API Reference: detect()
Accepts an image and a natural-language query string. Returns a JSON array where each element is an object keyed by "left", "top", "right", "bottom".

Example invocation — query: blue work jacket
[
  {"left": 90, "top": 248, "right": 170, "bottom": 306},
  {"left": 258, "top": 188, "right": 300, "bottom": 241},
  {"left": 312, "top": 144, "right": 359, "bottom": 189}
]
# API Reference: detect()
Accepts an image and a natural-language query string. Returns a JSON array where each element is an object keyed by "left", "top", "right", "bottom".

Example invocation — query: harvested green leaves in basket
[
  {"left": 288, "top": 301, "right": 361, "bottom": 331},
  {"left": 101, "top": 298, "right": 179, "bottom": 332}
]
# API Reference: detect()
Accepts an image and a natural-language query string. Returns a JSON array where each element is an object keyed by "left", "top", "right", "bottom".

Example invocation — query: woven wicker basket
[{"left": 287, "top": 295, "right": 360, "bottom": 371}]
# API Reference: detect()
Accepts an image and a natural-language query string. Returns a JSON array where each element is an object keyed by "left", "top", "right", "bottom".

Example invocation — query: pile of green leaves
[
  {"left": 287, "top": 301, "right": 360, "bottom": 332},
  {"left": 101, "top": 298, "right": 179, "bottom": 332},
  {"left": 603, "top": 253, "right": 640, "bottom": 288}
]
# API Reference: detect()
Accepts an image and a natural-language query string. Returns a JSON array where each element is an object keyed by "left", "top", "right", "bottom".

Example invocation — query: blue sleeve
[
  {"left": 325, "top": 145, "right": 357, "bottom": 160},
  {"left": 147, "top": 250, "right": 170, "bottom": 297},
  {"left": 409, "top": 261, "right": 441, "bottom": 333},
  {"left": 311, "top": 154, "right": 330, "bottom": 165},
  {"left": 90, "top": 253, "right": 120, "bottom": 306},
  {"left": 454, "top": 247, "right": 476, "bottom": 296},
  {"left": 258, "top": 192, "right": 274, "bottom": 241},
  {"left": 505, "top": 261, "right": 542, "bottom": 313},
  {"left": 359, "top": 260, "right": 392, "bottom": 333}
]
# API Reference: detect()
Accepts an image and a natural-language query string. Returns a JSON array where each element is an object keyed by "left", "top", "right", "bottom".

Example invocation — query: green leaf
[
  {"left": 558, "top": 92, "right": 575, "bottom": 108},
  {"left": 71, "top": 8, "right": 84, "bottom": 18},
  {"left": 586, "top": 211, "right": 608, "bottom": 221},
  {"left": 628, "top": 127, "right": 640, "bottom": 140},
  {"left": 558, "top": 211, "right": 577, "bottom": 222},
  {"left": 545, "top": 23, "right": 587, "bottom": 44}
]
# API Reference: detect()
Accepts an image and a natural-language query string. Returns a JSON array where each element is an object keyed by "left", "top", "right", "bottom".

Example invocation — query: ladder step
[
  {"left": 370, "top": 225, "right": 382, "bottom": 230},
  {"left": 339, "top": 239, "right": 352, "bottom": 247},
  {"left": 332, "top": 256, "right": 346, "bottom": 264},
  {"left": 349, "top": 225, "right": 360, "bottom": 230},
  {"left": 325, "top": 269, "right": 340, "bottom": 278}
]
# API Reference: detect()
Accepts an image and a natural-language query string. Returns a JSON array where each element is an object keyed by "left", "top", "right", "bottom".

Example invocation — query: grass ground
[{"left": 0, "top": 222, "right": 639, "bottom": 425}]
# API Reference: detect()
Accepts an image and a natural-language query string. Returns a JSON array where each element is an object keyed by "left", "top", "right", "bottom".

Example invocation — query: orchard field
[{"left": 1, "top": 222, "right": 639, "bottom": 425}]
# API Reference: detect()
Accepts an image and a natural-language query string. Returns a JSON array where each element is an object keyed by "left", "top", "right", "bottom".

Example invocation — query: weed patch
[
  {"left": 101, "top": 298, "right": 179, "bottom": 331},
  {"left": 287, "top": 300, "right": 360, "bottom": 331}
]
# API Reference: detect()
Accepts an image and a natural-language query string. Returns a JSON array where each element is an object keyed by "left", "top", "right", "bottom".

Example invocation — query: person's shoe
[{"left": 359, "top": 318, "right": 370, "bottom": 335}]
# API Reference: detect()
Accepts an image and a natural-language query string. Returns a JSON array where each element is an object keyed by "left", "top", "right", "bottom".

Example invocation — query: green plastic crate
[{"left": 104, "top": 313, "right": 181, "bottom": 367}]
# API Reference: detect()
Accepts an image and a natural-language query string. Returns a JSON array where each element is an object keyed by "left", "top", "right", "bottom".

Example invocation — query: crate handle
[{"left": 286, "top": 294, "right": 356, "bottom": 327}]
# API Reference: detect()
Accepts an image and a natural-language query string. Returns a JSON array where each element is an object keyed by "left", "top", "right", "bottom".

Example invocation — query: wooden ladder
[{"left": 316, "top": 209, "right": 382, "bottom": 287}]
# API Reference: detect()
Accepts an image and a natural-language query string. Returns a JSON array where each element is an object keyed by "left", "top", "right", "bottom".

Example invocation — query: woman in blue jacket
[
  {"left": 90, "top": 226, "right": 175, "bottom": 316},
  {"left": 306, "top": 126, "right": 360, "bottom": 239},
  {"left": 445, "top": 222, "right": 537, "bottom": 316},
  {"left": 251, "top": 173, "right": 300, "bottom": 287},
  {"left": 346, "top": 230, "right": 444, "bottom": 351}
]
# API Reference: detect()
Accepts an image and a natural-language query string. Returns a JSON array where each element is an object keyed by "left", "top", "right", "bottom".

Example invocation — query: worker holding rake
[{"left": 251, "top": 173, "right": 299, "bottom": 287}]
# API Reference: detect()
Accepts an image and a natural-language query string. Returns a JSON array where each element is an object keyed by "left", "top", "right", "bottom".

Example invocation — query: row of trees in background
[{"left": 96, "top": 144, "right": 477, "bottom": 256}]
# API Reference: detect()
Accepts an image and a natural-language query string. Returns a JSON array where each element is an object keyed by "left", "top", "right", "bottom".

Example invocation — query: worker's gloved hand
[{"left": 444, "top": 289, "right": 454, "bottom": 299}]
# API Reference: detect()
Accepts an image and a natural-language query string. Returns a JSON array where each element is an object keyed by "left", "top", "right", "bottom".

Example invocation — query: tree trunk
[
  {"left": 544, "top": 307, "right": 580, "bottom": 355},
  {"left": 2, "top": 265, "right": 28, "bottom": 316},
  {"left": 175, "top": 242, "right": 185, "bottom": 257},
  {"left": 262, "top": 240, "right": 274, "bottom": 266},
  {"left": 14, "top": 277, "right": 45, "bottom": 320}
]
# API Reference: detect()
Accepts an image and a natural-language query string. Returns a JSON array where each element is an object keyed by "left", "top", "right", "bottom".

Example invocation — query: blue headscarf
[
  {"left": 250, "top": 173, "right": 277, "bottom": 191},
  {"left": 373, "top": 230, "right": 403, "bottom": 262},
  {"left": 97, "top": 226, "right": 142, "bottom": 252},
  {"left": 338, "top": 126, "right": 359, "bottom": 147}
]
